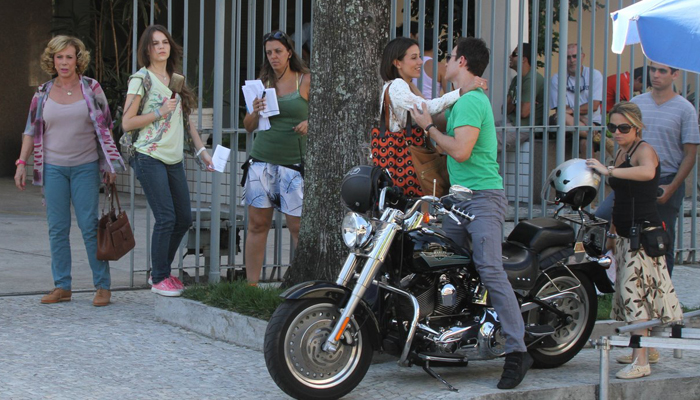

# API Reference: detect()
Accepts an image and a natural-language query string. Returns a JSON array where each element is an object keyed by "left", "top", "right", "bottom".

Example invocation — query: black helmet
[
  {"left": 542, "top": 158, "right": 601, "bottom": 209},
  {"left": 340, "top": 165, "right": 393, "bottom": 213}
]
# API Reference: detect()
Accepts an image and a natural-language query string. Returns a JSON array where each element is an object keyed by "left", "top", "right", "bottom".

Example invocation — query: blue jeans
[
  {"left": 44, "top": 161, "right": 110, "bottom": 290},
  {"left": 132, "top": 153, "right": 192, "bottom": 284},
  {"left": 442, "top": 190, "right": 527, "bottom": 354},
  {"left": 595, "top": 175, "right": 684, "bottom": 276}
]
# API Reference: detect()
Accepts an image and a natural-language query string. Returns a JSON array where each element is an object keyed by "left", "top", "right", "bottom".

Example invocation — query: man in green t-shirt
[
  {"left": 502, "top": 43, "right": 545, "bottom": 151},
  {"left": 412, "top": 37, "right": 531, "bottom": 390}
]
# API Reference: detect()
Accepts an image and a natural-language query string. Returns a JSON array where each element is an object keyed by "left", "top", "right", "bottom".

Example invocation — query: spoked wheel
[
  {"left": 524, "top": 267, "right": 597, "bottom": 368},
  {"left": 264, "top": 299, "right": 373, "bottom": 400}
]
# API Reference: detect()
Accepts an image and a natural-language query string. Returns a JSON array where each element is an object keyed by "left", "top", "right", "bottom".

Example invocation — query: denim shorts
[{"left": 243, "top": 161, "right": 304, "bottom": 216}]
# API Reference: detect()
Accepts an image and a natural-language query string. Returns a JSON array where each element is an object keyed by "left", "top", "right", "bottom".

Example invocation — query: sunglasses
[
  {"left": 263, "top": 31, "right": 288, "bottom": 43},
  {"left": 445, "top": 53, "right": 458, "bottom": 63},
  {"left": 511, "top": 52, "right": 518, "bottom": 57},
  {"left": 607, "top": 123, "right": 634, "bottom": 134},
  {"left": 566, "top": 54, "right": 577, "bottom": 60},
  {"left": 648, "top": 66, "right": 670, "bottom": 74}
]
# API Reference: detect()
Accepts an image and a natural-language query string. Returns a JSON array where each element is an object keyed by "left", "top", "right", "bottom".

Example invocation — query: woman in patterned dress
[{"left": 586, "top": 101, "right": 682, "bottom": 379}]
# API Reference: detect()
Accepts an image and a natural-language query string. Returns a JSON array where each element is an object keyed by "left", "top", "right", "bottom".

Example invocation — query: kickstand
[{"left": 422, "top": 361, "right": 458, "bottom": 392}]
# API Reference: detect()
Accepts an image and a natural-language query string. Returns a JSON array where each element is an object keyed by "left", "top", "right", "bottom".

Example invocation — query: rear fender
[
  {"left": 544, "top": 262, "right": 614, "bottom": 293},
  {"left": 281, "top": 280, "right": 382, "bottom": 350}
]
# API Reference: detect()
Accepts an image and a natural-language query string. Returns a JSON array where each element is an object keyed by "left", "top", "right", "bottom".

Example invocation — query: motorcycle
[{"left": 264, "top": 160, "right": 614, "bottom": 399}]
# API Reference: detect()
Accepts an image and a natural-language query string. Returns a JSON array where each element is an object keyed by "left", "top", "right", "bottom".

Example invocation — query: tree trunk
[{"left": 284, "top": 0, "right": 390, "bottom": 287}]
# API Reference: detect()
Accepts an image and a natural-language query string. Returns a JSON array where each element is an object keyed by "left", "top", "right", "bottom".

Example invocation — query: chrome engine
[{"left": 404, "top": 273, "right": 506, "bottom": 361}]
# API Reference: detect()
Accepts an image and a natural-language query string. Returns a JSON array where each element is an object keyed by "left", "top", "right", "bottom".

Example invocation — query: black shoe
[{"left": 497, "top": 351, "right": 533, "bottom": 390}]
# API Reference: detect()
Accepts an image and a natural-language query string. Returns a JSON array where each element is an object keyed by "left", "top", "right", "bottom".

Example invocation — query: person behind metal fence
[
  {"left": 14, "top": 35, "right": 126, "bottom": 307},
  {"left": 400, "top": 27, "right": 448, "bottom": 99},
  {"left": 605, "top": 66, "right": 645, "bottom": 113},
  {"left": 500, "top": 43, "right": 545, "bottom": 151},
  {"left": 596, "top": 62, "right": 700, "bottom": 276},
  {"left": 242, "top": 30, "right": 310, "bottom": 286},
  {"left": 410, "top": 37, "right": 532, "bottom": 390},
  {"left": 550, "top": 44, "right": 612, "bottom": 157},
  {"left": 586, "top": 101, "right": 682, "bottom": 380},
  {"left": 121, "top": 25, "right": 214, "bottom": 297}
]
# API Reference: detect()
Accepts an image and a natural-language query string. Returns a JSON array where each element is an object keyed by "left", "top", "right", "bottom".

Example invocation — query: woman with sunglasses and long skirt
[
  {"left": 121, "top": 25, "right": 214, "bottom": 297},
  {"left": 243, "top": 30, "right": 310, "bottom": 286},
  {"left": 586, "top": 101, "right": 682, "bottom": 380}
]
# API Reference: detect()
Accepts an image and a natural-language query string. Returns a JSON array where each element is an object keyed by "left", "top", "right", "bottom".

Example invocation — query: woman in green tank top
[{"left": 242, "top": 30, "right": 311, "bottom": 286}]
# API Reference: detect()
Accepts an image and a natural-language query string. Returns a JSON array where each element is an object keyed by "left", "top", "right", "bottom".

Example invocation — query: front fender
[{"left": 280, "top": 280, "right": 382, "bottom": 350}]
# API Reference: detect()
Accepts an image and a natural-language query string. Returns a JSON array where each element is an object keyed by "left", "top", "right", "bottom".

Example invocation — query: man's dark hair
[
  {"left": 515, "top": 43, "right": 532, "bottom": 66},
  {"left": 455, "top": 37, "right": 490, "bottom": 77},
  {"left": 633, "top": 66, "right": 645, "bottom": 81},
  {"left": 395, "top": 21, "right": 420, "bottom": 39}
]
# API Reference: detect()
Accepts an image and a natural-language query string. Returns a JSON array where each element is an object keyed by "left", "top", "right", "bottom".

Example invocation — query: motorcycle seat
[
  {"left": 502, "top": 242, "right": 537, "bottom": 290},
  {"left": 507, "top": 217, "right": 575, "bottom": 253}
]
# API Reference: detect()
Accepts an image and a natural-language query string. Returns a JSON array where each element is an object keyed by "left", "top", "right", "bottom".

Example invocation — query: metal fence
[{"left": 122, "top": 0, "right": 699, "bottom": 287}]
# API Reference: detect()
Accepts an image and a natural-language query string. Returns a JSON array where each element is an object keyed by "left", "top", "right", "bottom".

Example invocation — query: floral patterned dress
[{"left": 610, "top": 237, "right": 683, "bottom": 324}]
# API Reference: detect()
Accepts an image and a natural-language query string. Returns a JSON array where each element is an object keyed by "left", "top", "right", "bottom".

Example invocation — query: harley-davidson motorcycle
[{"left": 264, "top": 159, "right": 614, "bottom": 399}]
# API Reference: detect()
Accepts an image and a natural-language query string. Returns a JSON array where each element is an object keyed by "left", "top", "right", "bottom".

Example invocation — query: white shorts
[{"left": 243, "top": 161, "right": 304, "bottom": 217}]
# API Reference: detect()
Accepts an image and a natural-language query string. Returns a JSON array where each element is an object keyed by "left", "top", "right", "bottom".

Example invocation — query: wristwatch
[
  {"left": 606, "top": 231, "right": 618, "bottom": 239},
  {"left": 607, "top": 166, "right": 615, "bottom": 177}
]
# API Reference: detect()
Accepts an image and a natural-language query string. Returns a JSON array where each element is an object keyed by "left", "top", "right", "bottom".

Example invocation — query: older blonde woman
[{"left": 14, "top": 35, "right": 125, "bottom": 306}]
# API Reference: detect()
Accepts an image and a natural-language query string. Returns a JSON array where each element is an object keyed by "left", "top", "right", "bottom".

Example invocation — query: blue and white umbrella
[{"left": 611, "top": 0, "right": 700, "bottom": 73}]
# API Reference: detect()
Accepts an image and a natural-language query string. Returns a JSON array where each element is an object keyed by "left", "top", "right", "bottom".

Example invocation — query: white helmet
[{"left": 542, "top": 158, "right": 601, "bottom": 209}]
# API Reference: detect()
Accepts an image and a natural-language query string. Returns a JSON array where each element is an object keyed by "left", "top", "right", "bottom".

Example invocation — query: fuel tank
[{"left": 405, "top": 227, "right": 471, "bottom": 273}]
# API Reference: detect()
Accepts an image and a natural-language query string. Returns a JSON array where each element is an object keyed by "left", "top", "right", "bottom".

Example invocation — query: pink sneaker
[
  {"left": 151, "top": 277, "right": 183, "bottom": 297},
  {"left": 169, "top": 276, "right": 185, "bottom": 290},
  {"left": 148, "top": 276, "right": 184, "bottom": 289}
]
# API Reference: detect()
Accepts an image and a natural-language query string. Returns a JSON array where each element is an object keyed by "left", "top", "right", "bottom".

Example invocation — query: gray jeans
[{"left": 442, "top": 189, "right": 526, "bottom": 353}]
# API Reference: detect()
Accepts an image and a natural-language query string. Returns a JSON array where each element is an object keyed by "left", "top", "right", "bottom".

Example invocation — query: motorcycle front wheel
[
  {"left": 264, "top": 299, "right": 373, "bottom": 400},
  {"left": 524, "top": 267, "right": 597, "bottom": 368}
]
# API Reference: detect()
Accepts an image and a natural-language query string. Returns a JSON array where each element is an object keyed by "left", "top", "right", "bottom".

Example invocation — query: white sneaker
[
  {"left": 616, "top": 350, "right": 659, "bottom": 364},
  {"left": 615, "top": 358, "right": 651, "bottom": 379}
]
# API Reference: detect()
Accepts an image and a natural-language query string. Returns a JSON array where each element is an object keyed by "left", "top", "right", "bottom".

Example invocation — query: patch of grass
[
  {"left": 597, "top": 294, "right": 614, "bottom": 320},
  {"left": 182, "top": 280, "right": 284, "bottom": 321}
]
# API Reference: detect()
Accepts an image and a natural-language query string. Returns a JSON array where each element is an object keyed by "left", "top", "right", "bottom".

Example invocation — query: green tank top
[{"left": 250, "top": 75, "right": 308, "bottom": 165}]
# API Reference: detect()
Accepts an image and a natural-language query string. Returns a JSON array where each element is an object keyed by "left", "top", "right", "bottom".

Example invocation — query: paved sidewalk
[{"left": 2, "top": 290, "right": 700, "bottom": 400}]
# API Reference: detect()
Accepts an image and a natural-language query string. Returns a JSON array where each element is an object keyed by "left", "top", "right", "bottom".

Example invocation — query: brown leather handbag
[
  {"left": 408, "top": 140, "right": 450, "bottom": 198},
  {"left": 97, "top": 183, "right": 135, "bottom": 261}
]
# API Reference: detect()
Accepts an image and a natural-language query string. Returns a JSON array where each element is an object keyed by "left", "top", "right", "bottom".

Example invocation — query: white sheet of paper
[
  {"left": 211, "top": 144, "right": 231, "bottom": 173},
  {"left": 241, "top": 80, "right": 271, "bottom": 131},
  {"left": 260, "top": 88, "right": 280, "bottom": 118}
]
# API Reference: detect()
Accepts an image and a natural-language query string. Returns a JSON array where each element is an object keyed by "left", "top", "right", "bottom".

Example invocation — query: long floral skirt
[{"left": 610, "top": 236, "right": 683, "bottom": 324}]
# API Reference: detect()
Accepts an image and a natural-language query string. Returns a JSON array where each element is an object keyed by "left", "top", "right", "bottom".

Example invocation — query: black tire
[
  {"left": 524, "top": 267, "right": 598, "bottom": 368},
  {"left": 264, "top": 299, "right": 373, "bottom": 400}
]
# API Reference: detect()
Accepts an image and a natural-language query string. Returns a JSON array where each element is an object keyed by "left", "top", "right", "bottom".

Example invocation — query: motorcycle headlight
[{"left": 341, "top": 212, "right": 373, "bottom": 249}]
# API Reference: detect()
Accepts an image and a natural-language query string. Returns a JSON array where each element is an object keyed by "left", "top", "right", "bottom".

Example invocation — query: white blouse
[{"left": 380, "top": 78, "right": 461, "bottom": 132}]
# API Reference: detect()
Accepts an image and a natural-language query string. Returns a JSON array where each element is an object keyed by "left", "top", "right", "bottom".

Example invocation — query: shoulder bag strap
[{"left": 379, "top": 83, "right": 393, "bottom": 138}]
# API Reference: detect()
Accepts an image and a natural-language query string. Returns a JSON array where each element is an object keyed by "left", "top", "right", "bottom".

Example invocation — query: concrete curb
[{"left": 154, "top": 296, "right": 268, "bottom": 351}]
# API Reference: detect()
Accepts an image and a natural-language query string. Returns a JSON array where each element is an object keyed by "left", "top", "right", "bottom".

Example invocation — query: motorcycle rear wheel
[
  {"left": 525, "top": 267, "right": 597, "bottom": 368},
  {"left": 264, "top": 299, "right": 373, "bottom": 400}
]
